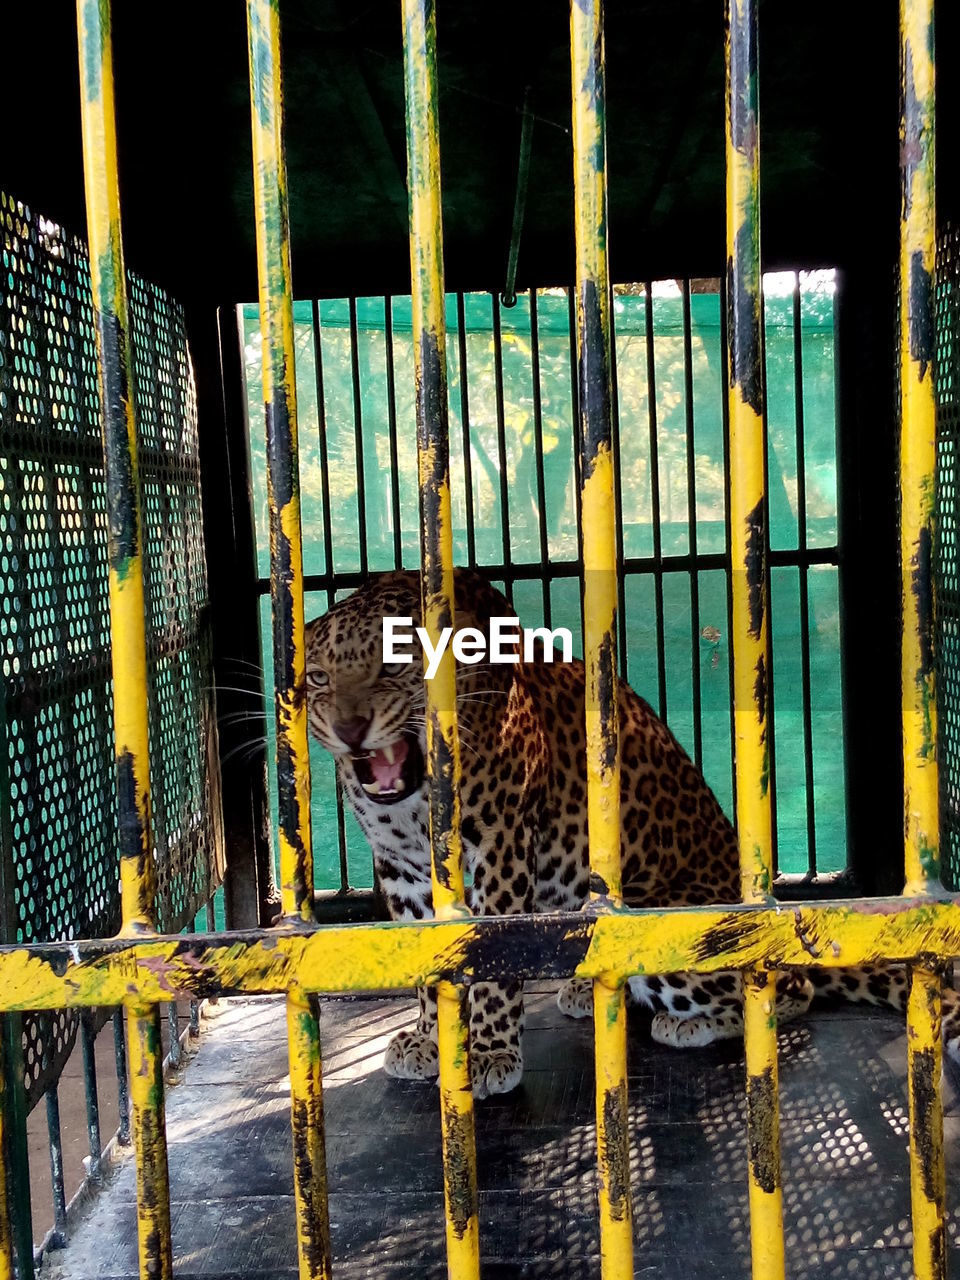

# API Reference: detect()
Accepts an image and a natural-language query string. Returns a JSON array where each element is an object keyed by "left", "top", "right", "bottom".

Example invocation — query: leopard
[{"left": 304, "top": 568, "right": 960, "bottom": 1098}]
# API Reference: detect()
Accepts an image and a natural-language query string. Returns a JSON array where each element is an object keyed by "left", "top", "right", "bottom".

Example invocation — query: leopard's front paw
[
  {"left": 651, "top": 1011, "right": 723, "bottom": 1049},
  {"left": 470, "top": 1048, "right": 523, "bottom": 1099},
  {"left": 384, "top": 1028, "right": 439, "bottom": 1080},
  {"left": 557, "top": 977, "right": 594, "bottom": 1020}
]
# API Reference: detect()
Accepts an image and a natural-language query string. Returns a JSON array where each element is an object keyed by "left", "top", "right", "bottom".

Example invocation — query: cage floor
[{"left": 37, "top": 984, "right": 960, "bottom": 1280}]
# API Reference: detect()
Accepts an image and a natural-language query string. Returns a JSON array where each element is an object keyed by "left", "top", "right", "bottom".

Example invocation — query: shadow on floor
[{"left": 38, "top": 985, "right": 960, "bottom": 1279}]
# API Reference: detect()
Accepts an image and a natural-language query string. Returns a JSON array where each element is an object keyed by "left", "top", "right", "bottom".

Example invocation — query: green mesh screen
[
  {"left": 0, "top": 191, "right": 221, "bottom": 1108},
  {"left": 242, "top": 274, "right": 844, "bottom": 888},
  {"left": 937, "top": 225, "right": 960, "bottom": 891}
]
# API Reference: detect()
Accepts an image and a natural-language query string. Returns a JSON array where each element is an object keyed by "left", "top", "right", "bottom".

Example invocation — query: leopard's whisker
[{"left": 219, "top": 735, "right": 269, "bottom": 768}]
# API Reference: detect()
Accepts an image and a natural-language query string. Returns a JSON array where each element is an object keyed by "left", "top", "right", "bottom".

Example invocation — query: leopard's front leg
[
  {"left": 376, "top": 861, "right": 442, "bottom": 1082},
  {"left": 383, "top": 985, "right": 440, "bottom": 1080}
]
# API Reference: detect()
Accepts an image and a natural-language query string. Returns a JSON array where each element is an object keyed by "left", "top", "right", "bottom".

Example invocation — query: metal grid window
[{"left": 239, "top": 278, "right": 844, "bottom": 888}]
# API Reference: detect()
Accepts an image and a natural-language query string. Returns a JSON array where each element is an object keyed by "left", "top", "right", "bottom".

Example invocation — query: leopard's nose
[{"left": 333, "top": 715, "right": 371, "bottom": 752}]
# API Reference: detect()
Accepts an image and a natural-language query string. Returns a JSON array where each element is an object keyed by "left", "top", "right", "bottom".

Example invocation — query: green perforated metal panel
[{"left": 0, "top": 191, "right": 221, "bottom": 1108}]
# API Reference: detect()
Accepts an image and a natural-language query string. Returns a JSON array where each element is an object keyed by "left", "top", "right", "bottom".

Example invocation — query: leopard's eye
[
  {"left": 306, "top": 669, "right": 329, "bottom": 690},
  {"left": 380, "top": 661, "right": 408, "bottom": 678}
]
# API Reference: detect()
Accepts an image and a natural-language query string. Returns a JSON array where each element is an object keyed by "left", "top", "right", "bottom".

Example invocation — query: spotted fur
[{"left": 305, "top": 570, "right": 960, "bottom": 1097}]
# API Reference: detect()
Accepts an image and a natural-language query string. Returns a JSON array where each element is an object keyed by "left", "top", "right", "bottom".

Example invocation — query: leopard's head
[{"left": 304, "top": 569, "right": 515, "bottom": 807}]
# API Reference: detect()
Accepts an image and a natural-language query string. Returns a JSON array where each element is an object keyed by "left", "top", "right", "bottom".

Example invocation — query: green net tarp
[{"left": 242, "top": 277, "right": 844, "bottom": 887}]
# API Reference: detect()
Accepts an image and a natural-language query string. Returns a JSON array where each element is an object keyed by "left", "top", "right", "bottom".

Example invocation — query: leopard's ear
[{"left": 453, "top": 569, "right": 515, "bottom": 632}]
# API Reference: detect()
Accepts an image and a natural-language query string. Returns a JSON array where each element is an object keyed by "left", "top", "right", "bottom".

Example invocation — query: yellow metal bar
[
  {"left": 571, "top": 0, "right": 620, "bottom": 910},
  {"left": 435, "top": 985, "right": 481, "bottom": 1272},
  {"left": 246, "top": 0, "right": 314, "bottom": 921},
  {"left": 12, "top": 897, "right": 960, "bottom": 1007},
  {"left": 907, "top": 965, "right": 946, "bottom": 1279},
  {"left": 246, "top": 7, "right": 330, "bottom": 1274},
  {"left": 126, "top": 1006, "right": 172, "bottom": 1280},
  {"left": 570, "top": 4, "right": 632, "bottom": 1277},
  {"left": 899, "top": 3, "right": 945, "bottom": 1274},
  {"left": 593, "top": 979, "right": 632, "bottom": 1276},
  {"left": 76, "top": 0, "right": 153, "bottom": 937},
  {"left": 286, "top": 991, "right": 332, "bottom": 1280},
  {"left": 76, "top": 6, "right": 173, "bottom": 1278},
  {"left": 0, "top": 1036, "right": 13, "bottom": 1280},
  {"left": 401, "top": 4, "right": 480, "bottom": 1276},
  {"left": 742, "top": 971, "right": 785, "bottom": 1277},
  {"left": 725, "top": 2, "right": 785, "bottom": 1276},
  {"left": 899, "top": 0, "right": 938, "bottom": 896},
  {"left": 401, "top": 0, "right": 465, "bottom": 917}
]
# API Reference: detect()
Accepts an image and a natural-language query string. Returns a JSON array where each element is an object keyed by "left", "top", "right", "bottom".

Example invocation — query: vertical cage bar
[
  {"left": 724, "top": 2, "right": 785, "bottom": 1277},
  {"left": 80, "top": 1012, "right": 103, "bottom": 1181},
  {"left": 1, "top": 1015, "right": 33, "bottom": 1280},
  {"left": 126, "top": 1007, "right": 173, "bottom": 1280},
  {"left": 570, "top": 4, "right": 632, "bottom": 1279},
  {"left": 568, "top": 290, "right": 587, "bottom": 646},
  {"left": 609, "top": 306, "right": 629, "bottom": 678},
  {"left": 0, "top": 1033, "right": 13, "bottom": 1280},
  {"left": 384, "top": 297, "right": 404, "bottom": 569},
  {"left": 246, "top": 0, "right": 314, "bottom": 921},
  {"left": 401, "top": 3, "right": 481, "bottom": 1277},
  {"left": 286, "top": 991, "right": 331, "bottom": 1280},
  {"left": 899, "top": 0, "right": 939, "bottom": 895},
  {"left": 491, "top": 296, "right": 514, "bottom": 599},
  {"left": 720, "top": 276, "right": 739, "bottom": 818},
  {"left": 644, "top": 284, "right": 668, "bottom": 720},
  {"left": 75, "top": 4, "right": 173, "bottom": 1277},
  {"left": 45, "top": 1083, "right": 67, "bottom": 1247},
  {"left": 899, "top": 0, "right": 945, "bottom": 1274},
  {"left": 348, "top": 297, "right": 369, "bottom": 577},
  {"left": 456, "top": 294, "right": 478, "bottom": 569},
  {"left": 907, "top": 966, "right": 946, "bottom": 1279},
  {"left": 167, "top": 1004, "right": 181, "bottom": 1070},
  {"left": 247, "top": 6, "right": 331, "bottom": 1277},
  {"left": 113, "top": 1008, "right": 131, "bottom": 1146},
  {"left": 529, "top": 290, "right": 553, "bottom": 628},
  {"left": 792, "top": 278, "right": 818, "bottom": 874},
  {"left": 682, "top": 280, "right": 704, "bottom": 769},
  {"left": 311, "top": 301, "right": 351, "bottom": 895}
]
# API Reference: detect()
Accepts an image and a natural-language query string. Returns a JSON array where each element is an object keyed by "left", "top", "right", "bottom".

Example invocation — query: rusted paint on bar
[
  {"left": 725, "top": 3, "right": 785, "bottom": 1273},
  {"left": 571, "top": 7, "right": 632, "bottom": 1274},
  {"left": 401, "top": 0, "right": 465, "bottom": 917},
  {"left": 725, "top": 0, "right": 773, "bottom": 905},
  {"left": 907, "top": 965, "right": 946, "bottom": 1280},
  {"left": 593, "top": 980, "right": 632, "bottom": 1275},
  {"left": 743, "top": 972, "right": 785, "bottom": 1278},
  {"left": 9, "top": 897, "right": 960, "bottom": 1006},
  {"left": 76, "top": 0, "right": 154, "bottom": 933},
  {"left": 246, "top": 0, "right": 314, "bottom": 920},
  {"left": 899, "top": 0, "right": 939, "bottom": 893},
  {"left": 126, "top": 1006, "right": 173, "bottom": 1280},
  {"left": 436, "top": 985, "right": 480, "bottom": 1269},
  {"left": 77, "top": 7, "right": 173, "bottom": 1276},
  {"left": 401, "top": 6, "right": 480, "bottom": 1277},
  {"left": 571, "top": 0, "right": 621, "bottom": 907},
  {"left": 286, "top": 991, "right": 332, "bottom": 1280}
]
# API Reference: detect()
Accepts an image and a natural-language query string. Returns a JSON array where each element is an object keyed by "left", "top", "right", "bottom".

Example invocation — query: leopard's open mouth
[{"left": 350, "top": 731, "right": 424, "bottom": 804}]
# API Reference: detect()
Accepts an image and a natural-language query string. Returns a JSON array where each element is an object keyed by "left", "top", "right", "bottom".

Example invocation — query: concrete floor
[{"left": 35, "top": 986, "right": 960, "bottom": 1279}]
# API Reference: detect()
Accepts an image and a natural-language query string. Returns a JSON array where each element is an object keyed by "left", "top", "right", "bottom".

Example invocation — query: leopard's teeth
[
  {"left": 362, "top": 780, "right": 381, "bottom": 795},
  {"left": 384, "top": 743, "right": 396, "bottom": 764},
  {"left": 394, "top": 777, "right": 405, "bottom": 793}
]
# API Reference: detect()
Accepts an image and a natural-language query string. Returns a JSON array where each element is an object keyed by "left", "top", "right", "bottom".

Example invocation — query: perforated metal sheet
[
  {"left": 0, "top": 191, "right": 221, "bottom": 1107},
  {"left": 937, "top": 224, "right": 960, "bottom": 891}
]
